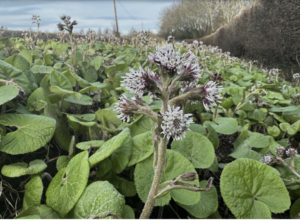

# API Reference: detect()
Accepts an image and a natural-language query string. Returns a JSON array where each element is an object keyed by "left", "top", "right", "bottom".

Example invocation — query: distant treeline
[
  {"left": 158, "top": 0, "right": 255, "bottom": 40},
  {"left": 197, "top": 0, "right": 300, "bottom": 79},
  {"left": 1, "top": 30, "right": 85, "bottom": 42}
]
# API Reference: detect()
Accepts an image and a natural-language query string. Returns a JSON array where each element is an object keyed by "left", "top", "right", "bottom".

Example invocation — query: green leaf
[
  {"left": 67, "top": 115, "right": 96, "bottom": 127},
  {"left": 90, "top": 56, "right": 103, "bottom": 70},
  {"left": 68, "top": 181, "right": 125, "bottom": 219},
  {"left": 0, "top": 114, "right": 56, "bottom": 154},
  {"left": 128, "top": 131, "right": 153, "bottom": 166},
  {"left": 206, "top": 123, "right": 219, "bottom": 149},
  {"left": 121, "top": 205, "right": 135, "bottom": 219},
  {"left": 15, "top": 206, "right": 40, "bottom": 219},
  {"left": 188, "top": 124, "right": 207, "bottom": 136},
  {"left": 19, "top": 50, "right": 33, "bottom": 66},
  {"left": 23, "top": 176, "right": 43, "bottom": 210},
  {"left": 44, "top": 54, "right": 53, "bottom": 66},
  {"left": 290, "top": 198, "right": 300, "bottom": 218},
  {"left": 64, "top": 94, "right": 93, "bottom": 105},
  {"left": 95, "top": 109, "right": 122, "bottom": 129},
  {"left": 220, "top": 158, "right": 290, "bottom": 218},
  {"left": 230, "top": 131, "right": 268, "bottom": 160},
  {"left": 68, "top": 69, "right": 90, "bottom": 88},
  {"left": 50, "top": 70, "right": 72, "bottom": 91},
  {"left": 31, "top": 65, "right": 53, "bottom": 75},
  {"left": 56, "top": 156, "right": 70, "bottom": 171},
  {"left": 135, "top": 150, "right": 200, "bottom": 206},
  {"left": 276, "top": 156, "right": 300, "bottom": 190},
  {"left": 110, "top": 175, "right": 137, "bottom": 197},
  {"left": 76, "top": 140, "right": 105, "bottom": 150},
  {"left": 0, "top": 59, "right": 30, "bottom": 94},
  {"left": 0, "top": 85, "right": 19, "bottom": 105},
  {"left": 89, "top": 128, "right": 130, "bottom": 168},
  {"left": 171, "top": 131, "right": 215, "bottom": 169},
  {"left": 130, "top": 115, "right": 156, "bottom": 137},
  {"left": 46, "top": 151, "right": 89, "bottom": 217},
  {"left": 267, "top": 126, "right": 281, "bottom": 137},
  {"left": 111, "top": 136, "right": 133, "bottom": 174},
  {"left": 49, "top": 86, "right": 81, "bottom": 98},
  {"left": 1, "top": 160, "right": 47, "bottom": 177},
  {"left": 179, "top": 180, "right": 218, "bottom": 218},
  {"left": 204, "top": 117, "right": 238, "bottom": 135},
  {"left": 248, "top": 109, "right": 266, "bottom": 122},
  {"left": 78, "top": 82, "right": 107, "bottom": 94},
  {"left": 5, "top": 55, "right": 37, "bottom": 92},
  {"left": 36, "top": 205, "right": 60, "bottom": 219},
  {"left": 44, "top": 105, "right": 71, "bottom": 151}
]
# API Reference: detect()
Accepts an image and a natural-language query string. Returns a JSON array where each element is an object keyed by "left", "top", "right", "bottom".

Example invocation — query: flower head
[
  {"left": 260, "top": 154, "right": 273, "bottom": 165},
  {"left": 121, "top": 67, "right": 161, "bottom": 97},
  {"left": 160, "top": 105, "right": 194, "bottom": 141},
  {"left": 293, "top": 73, "right": 300, "bottom": 79},
  {"left": 275, "top": 146, "right": 285, "bottom": 157},
  {"left": 148, "top": 44, "right": 182, "bottom": 73},
  {"left": 115, "top": 95, "right": 138, "bottom": 122},
  {"left": 286, "top": 148, "right": 298, "bottom": 157},
  {"left": 200, "top": 81, "right": 223, "bottom": 110}
]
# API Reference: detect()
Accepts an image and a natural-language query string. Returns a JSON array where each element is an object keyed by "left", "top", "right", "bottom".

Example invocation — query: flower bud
[
  {"left": 260, "top": 154, "right": 273, "bottom": 165},
  {"left": 286, "top": 148, "right": 298, "bottom": 157},
  {"left": 275, "top": 146, "right": 285, "bottom": 158},
  {"left": 180, "top": 172, "right": 197, "bottom": 181}
]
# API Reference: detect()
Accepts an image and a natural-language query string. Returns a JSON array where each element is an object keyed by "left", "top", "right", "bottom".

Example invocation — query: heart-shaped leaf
[
  {"left": 67, "top": 181, "right": 125, "bottom": 219},
  {"left": 0, "top": 114, "right": 56, "bottom": 154},
  {"left": 220, "top": 158, "right": 290, "bottom": 218},
  {"left": 171, "top": 131, "right": 215, "bottom": 169},
  {"left": 135, "top": 150, "right": 200, "bottom": 206}
]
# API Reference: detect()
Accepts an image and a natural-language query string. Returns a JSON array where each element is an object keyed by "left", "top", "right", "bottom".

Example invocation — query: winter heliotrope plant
[{"left": 115, "top": 44, "right": 223, "bottom": 218}]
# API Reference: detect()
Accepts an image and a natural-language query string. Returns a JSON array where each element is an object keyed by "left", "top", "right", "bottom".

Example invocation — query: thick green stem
[
  {"left": 140, "top": 74, "right": 170, "bottom": 219},
  {"left": 140, "top": 137, "right": 168, "bottom": 219}
]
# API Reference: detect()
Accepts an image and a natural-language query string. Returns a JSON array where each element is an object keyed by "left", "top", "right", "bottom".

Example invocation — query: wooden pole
[{"left": 113, "top": 0, "right": 120, "bottom": 37}]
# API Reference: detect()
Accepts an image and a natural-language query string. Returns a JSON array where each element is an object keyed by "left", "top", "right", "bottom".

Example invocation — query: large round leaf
[
  {"left": 220, "top": 158, "right": 290, "bottom": 218},
  {"left": 0, "top": 85, "right": 19, "bottom": 105},
  {"left": 134, "top": 150, "right": 200, "bottom": 206},
  {"left": 0, "top": 114, "right": 56, "bottom": 154},
  {"left": 46, "top": 151, "right": 89, "bottom": 217},
  {"left": 68, "top": 181, "right": 125, "bottom": 219},
  {"left": 171, "top": 131, "right": 214, "bottom": 169},
  {"left": 179, "top": 180, "right": 218, "bottom": 218},
  {"left": 1, "top": 160, "right": 47, "bottom": 177}
]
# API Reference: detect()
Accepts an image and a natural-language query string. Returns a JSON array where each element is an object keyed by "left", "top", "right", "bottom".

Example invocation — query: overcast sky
[{"left": 0, "top": 0, "right": 174, "bottom": 34}]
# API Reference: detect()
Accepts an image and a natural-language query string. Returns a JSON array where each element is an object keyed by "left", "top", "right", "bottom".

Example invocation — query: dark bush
[{"left": 198, "top": 0, "right": 300, "bottom": 80}]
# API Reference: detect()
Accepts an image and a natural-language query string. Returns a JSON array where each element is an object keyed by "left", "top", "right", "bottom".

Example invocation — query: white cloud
[{"left": 0, "top": 1, "right": 173, "bottom": 34}]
